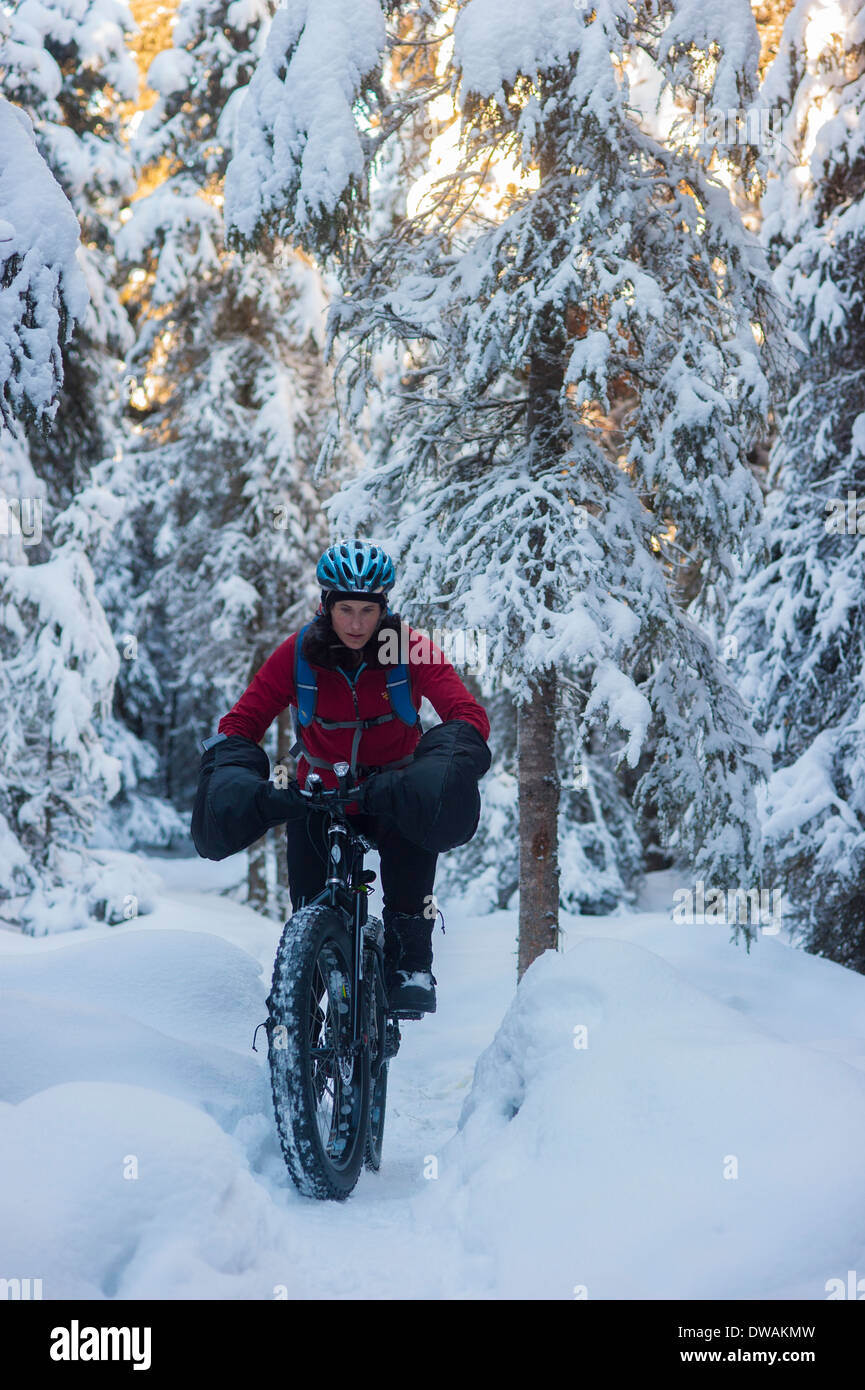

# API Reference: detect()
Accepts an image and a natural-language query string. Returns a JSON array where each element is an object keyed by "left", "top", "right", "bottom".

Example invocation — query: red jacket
[{"left": 218, "top": 623, "right": 490, "bottom": 806}]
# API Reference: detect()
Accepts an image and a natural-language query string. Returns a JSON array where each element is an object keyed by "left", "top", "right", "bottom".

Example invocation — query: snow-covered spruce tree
[
  {"left": 225, "top": 1, "right": 794, "bottom": 972},
  {"left": 0, "top": 0, "right": 137, "bottom": 500},
  {"left": 0, "top": 93, "right": 88, "bottom": 433},
  {"left": 727, "top": 0, "right": 865, "bottom": 971},
  {"left": 117, "top": 0, "right": 344, "bottom": 910},
  {"left": 380, "top": 20, "right": 652, "bottom": 918},
  {"left": 0, "top": 94, "right": 158, "bottom": 932},
  {"left": 64, "top": 443, "right": 192, "bottom": 855},
  {"left": 0, "top": 476, "right": 164, "bottom": 933},
  {"left": 2, "top": 4, "right": 185, "bottom": 872},
  {"left": 434, "top": 678, "right": 644, "bottom": 918}
]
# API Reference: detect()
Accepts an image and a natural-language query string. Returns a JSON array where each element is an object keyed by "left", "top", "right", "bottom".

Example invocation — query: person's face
[{"left": 329, "top": 598, "right": 383, "bottom": 649}]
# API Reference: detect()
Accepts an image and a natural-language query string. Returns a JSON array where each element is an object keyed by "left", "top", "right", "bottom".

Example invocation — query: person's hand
[{"left": 257, "top": 779, "right": 311, "bottom": 825}]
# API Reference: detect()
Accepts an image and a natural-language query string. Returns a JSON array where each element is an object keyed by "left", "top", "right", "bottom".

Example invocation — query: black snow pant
[{"left": 284, "top": 806, "right": 437, "bottom": 919}]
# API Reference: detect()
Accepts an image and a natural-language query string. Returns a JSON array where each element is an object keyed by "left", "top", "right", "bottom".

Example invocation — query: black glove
[
  {"left": 191, "top": 735, "right": 308, "bottom": 860},
  {"left": 359, "top": 720, "right": 491, "bottom": 852},
  {"left": 192, "top": 732, "right": 374, "bottom": 861},
  {"left": 255, "top": 777, "right": 313, "bottom": 826}
]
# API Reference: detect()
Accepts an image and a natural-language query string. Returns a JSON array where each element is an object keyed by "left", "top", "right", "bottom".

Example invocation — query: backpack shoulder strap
[
  {"left": 295, "top": 623, "right": 317, "bottom": 727},
  {"left": 294, "top": 620, "right": 420, "bottom": 741},
  {"left": 386, "top": 660, "right": 421, "bottom": 728}
]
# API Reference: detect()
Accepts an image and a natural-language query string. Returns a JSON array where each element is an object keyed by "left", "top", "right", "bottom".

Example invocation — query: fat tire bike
[{"left": 265, "top": 761, "right": 422, "bottom": 1201}]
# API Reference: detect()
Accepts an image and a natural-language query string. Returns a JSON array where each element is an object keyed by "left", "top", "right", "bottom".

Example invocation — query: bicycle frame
[{"left": 303, "top": 808, "right": 380, "bottom": 1060}]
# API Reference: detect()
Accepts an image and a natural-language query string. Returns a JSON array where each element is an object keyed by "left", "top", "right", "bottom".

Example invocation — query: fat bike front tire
[{"left": 268, "top": 905, "right": 370, "bottom": 1201}]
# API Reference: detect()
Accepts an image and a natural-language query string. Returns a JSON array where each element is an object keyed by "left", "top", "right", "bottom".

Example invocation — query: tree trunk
[
  {"left": 164, "top": 689, "right": 177, "bottom": 801},
  {"left": 517, "top": 314, "right": 566, "bottom": 972},
  {"left": 274, "top": 706, "right": 295, "bottom": 916},
  {"left": 515, "top": 122, "right": 567, "bottom": 979},
  {"left": 245, "top": 643, "right": 271, "bottom": 915},
  {"left": 517, "top": 670, "right": 560, "bottom": 978},
  {"left": 247, "top": 833, "right": 269, "bottom": 913}
]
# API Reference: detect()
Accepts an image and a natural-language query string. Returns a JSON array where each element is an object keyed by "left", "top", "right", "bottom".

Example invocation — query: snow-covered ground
[{"left": 1, "top": 859, "right": 864, "bottom": 1300}]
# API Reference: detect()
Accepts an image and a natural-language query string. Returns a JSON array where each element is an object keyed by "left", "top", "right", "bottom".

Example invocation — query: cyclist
[{"left": 214, "top": 540, "right": 491, "bottom": 1015}]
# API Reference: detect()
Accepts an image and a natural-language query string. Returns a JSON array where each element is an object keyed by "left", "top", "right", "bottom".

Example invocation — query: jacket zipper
[
  {"left": 337, "top": 667, "right": 363, "bottom": 762},
  {"left": 339, "top": 669, "right": 362, "bottom": 718}
]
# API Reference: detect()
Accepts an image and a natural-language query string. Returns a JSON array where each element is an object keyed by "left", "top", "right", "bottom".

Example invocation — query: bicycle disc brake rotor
[
  {"left": 309, "top": 955, "right": 354, "bottom": 1155},
  {"left": 327, "top": 965, "right": 354, "bottom": 1085}
]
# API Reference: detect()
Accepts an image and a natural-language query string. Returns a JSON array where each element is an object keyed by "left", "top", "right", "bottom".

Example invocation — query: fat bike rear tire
[{"left": 363, "top": 937, "right": 389, "bottom": 1172}]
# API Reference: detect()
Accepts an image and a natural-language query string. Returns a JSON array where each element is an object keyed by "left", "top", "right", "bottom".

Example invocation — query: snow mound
[
  {"left": 3, "top": 866, "right": 864, "bottom": 1299},
  {"left": 434, "top": 933, "right": 865, "bottom": 1299},
  {"left": 0, "top": 926, "right": 267, "bottom": 1052},
  {"left": 0, "top": 1083, "right": 283, "bottom": 1299}
]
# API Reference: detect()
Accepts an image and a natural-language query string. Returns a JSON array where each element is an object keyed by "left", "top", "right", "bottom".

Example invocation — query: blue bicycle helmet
[{"left": 316, "top": 541, "right": 395, "bottom": 606}]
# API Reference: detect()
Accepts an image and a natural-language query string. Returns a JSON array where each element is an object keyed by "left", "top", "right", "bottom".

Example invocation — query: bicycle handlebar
[{"left": 299, "top": 763, "right": 364, "bottom": 810}]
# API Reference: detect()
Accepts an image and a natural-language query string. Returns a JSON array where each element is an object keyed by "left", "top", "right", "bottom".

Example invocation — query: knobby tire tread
[
  {"left": 268, "top": 905, "right": 369, "bottom": 1201},
  {"left": 363, "top": 953, "right": 389, "bottom": 1171}
]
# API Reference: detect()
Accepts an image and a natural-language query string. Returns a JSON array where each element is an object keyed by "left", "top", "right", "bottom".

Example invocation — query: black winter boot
[
  {"left": 382, "top": 920, "right": 402, "bottom": 998},
  {"left": 382, "top": 908, "right": 437, "bottom": 1014}
]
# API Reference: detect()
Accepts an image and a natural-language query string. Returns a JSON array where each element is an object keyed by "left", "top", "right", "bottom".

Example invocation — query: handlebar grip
[{"left": 299, "top": 776, "right": 364, "bottom": 808}]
